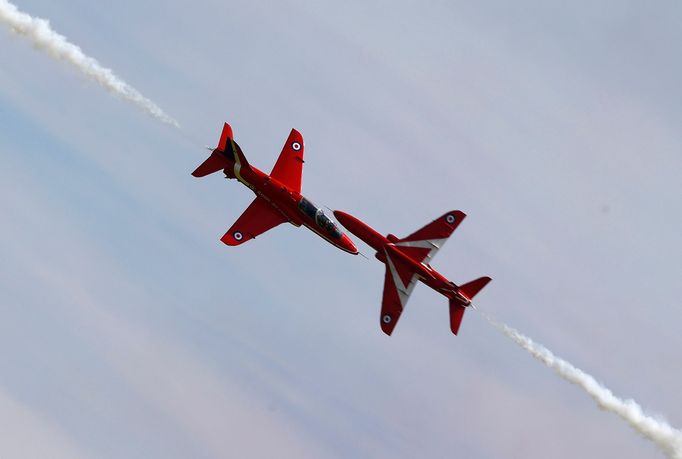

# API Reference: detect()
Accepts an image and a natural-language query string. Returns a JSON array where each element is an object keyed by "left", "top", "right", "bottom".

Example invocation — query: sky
[{"left": 1, "top": 1, "right": 681, "bottom": 458}]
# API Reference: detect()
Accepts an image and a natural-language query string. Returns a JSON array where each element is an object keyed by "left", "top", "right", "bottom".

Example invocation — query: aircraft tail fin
[
  {"left": 449, "top": 300, "right": 467, "bottom": 335},
  {"left": 228, "top": 137, "right": 251, "bottom": 170},
  {"left": 192, "top": 123, "right": 248, "bottom": 177},
  {"left": 459, "top": 276, "right": 491, "bottom": 301},
  {"left": 448, "top": 276, "right": 491, "bottom": 335},
  {"left": 216, "top": 122, "right": 233, "bottom": 152}
]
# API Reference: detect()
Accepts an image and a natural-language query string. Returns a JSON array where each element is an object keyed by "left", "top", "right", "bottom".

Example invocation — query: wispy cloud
[
  {"left": 0, "top": 387, "right": 89, "bottom": 459},
  {"left": 0, "top": 163, "right": 328, "bottom": 458}
]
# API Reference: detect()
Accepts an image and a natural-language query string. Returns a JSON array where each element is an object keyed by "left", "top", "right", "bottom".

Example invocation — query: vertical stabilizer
[
  {"left": 449, "top": 301, "right": 466, "bottom": 335},
  {"left": 449, "top": 276, "right": 491, "bottom": 335},
  {"left": 217, "top": 123, "right": 233, "bottom": 151}
]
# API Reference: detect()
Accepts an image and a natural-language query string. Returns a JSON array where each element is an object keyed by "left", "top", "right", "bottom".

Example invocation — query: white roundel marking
[
  {"left": 233, "top": 231, "right": 244, "bottom": 241},
  {"left": 382, "top": 314, "right": 392, "bottom": 324},
  {"left": 291, "top": 142, "right": 301, "bottom": 151},
  {"left": 446, "top": 214, "right": 456, "bottom": 224}
]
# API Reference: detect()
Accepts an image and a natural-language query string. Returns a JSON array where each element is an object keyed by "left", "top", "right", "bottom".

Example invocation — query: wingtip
[
  {"left": 380, "top": 317, "right": 397, "bottom": 336},
  {"left": 446, "top": 210, "right": 467, "bottom": 221},
  {"left": 289, "top": 128, "right": 304, "bottom": 143},
  {"left": 220, "top": 231, "right": 246, "bottom": 246}
]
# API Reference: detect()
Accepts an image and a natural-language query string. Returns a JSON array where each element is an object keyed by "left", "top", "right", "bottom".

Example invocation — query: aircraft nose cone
[
  {"left": 333, "top": 210, "right": 353, "bottom": 228},
  {"left": 340, "top": 233, "right": 359, "bottom": 255}
]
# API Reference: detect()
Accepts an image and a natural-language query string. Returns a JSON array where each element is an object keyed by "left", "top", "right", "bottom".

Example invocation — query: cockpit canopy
[{"left": 298, "top": 198, "right": 343, "bottom": 239}]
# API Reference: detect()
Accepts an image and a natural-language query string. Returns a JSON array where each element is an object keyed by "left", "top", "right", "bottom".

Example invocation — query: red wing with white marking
[
  {"left": 380, "top": 250, "right": 420, "bottom": 335},
  {"left": 270, "top": 129, "right": 304, "bottom": 193},
  {"left": 221, "top": 196, "right": 288, "bottom": 246},
  {"left": 394, "top": 211, "right": 466, "bottom": 264}
]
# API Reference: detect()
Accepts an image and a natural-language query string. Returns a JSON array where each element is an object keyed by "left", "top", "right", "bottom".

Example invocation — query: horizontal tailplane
[
  {"left": 192, "top": 151, "right": 229, "bottom": 177},
  {"left": 191, "top": 123, "right": 235, "bottom": 177},
  {"left": 459, "top": 276, "right": 491, "bottom": 301}
]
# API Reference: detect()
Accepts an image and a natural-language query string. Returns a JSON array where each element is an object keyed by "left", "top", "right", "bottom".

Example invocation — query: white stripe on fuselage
[{"left": 232, "top": 145, "right": 248, "bottom": 187}]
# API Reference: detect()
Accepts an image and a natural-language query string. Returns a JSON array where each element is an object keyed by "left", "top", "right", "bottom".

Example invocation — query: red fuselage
[
  {"left": 334, "top": 210, "right": 471, "bottom": 304},
  {"left": 223, "top": 151, "right": 358, "bottom": 254}
]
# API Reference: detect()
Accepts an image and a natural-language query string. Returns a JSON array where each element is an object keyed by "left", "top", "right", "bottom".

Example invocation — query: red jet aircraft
[
  {"left": 333, "top": 210, "right": 491, "bottom": 335},
  {"left": 192, "top": 123, "right": 358, "bottom": 255}
]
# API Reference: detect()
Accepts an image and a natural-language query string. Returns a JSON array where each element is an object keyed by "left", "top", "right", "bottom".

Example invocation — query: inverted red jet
[
  {"left": 333, "top": 210, "right": 491, "bottom": 335},
  {"left": 192, "top": 123, "right": 358, "bottom": 255}
]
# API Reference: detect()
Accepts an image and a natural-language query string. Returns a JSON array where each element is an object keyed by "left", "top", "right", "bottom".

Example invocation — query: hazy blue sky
[{"left": 1, "top": 1, "right": 681, "bottom": 457}]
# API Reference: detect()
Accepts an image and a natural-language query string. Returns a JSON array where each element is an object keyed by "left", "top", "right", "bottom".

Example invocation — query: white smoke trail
[
  {"left": 0, "top": 0, "right": 179, "bottom": 127},
  {"left": 483, "top": 314, "right": 682, "bottom": 458}
]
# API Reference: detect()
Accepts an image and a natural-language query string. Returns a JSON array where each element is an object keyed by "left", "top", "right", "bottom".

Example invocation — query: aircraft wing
[
  {"left": 380, "top": 250, "right": 420, "bottom": 335},
  {"left": 393, "top": 210, "right": 466, "bottom": 265},
  {"left": 270, "top": 129, "right": 304, "bottom": 193},
  {"left": 221, "top": 196, "right": 288, "bottom": 246}
]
